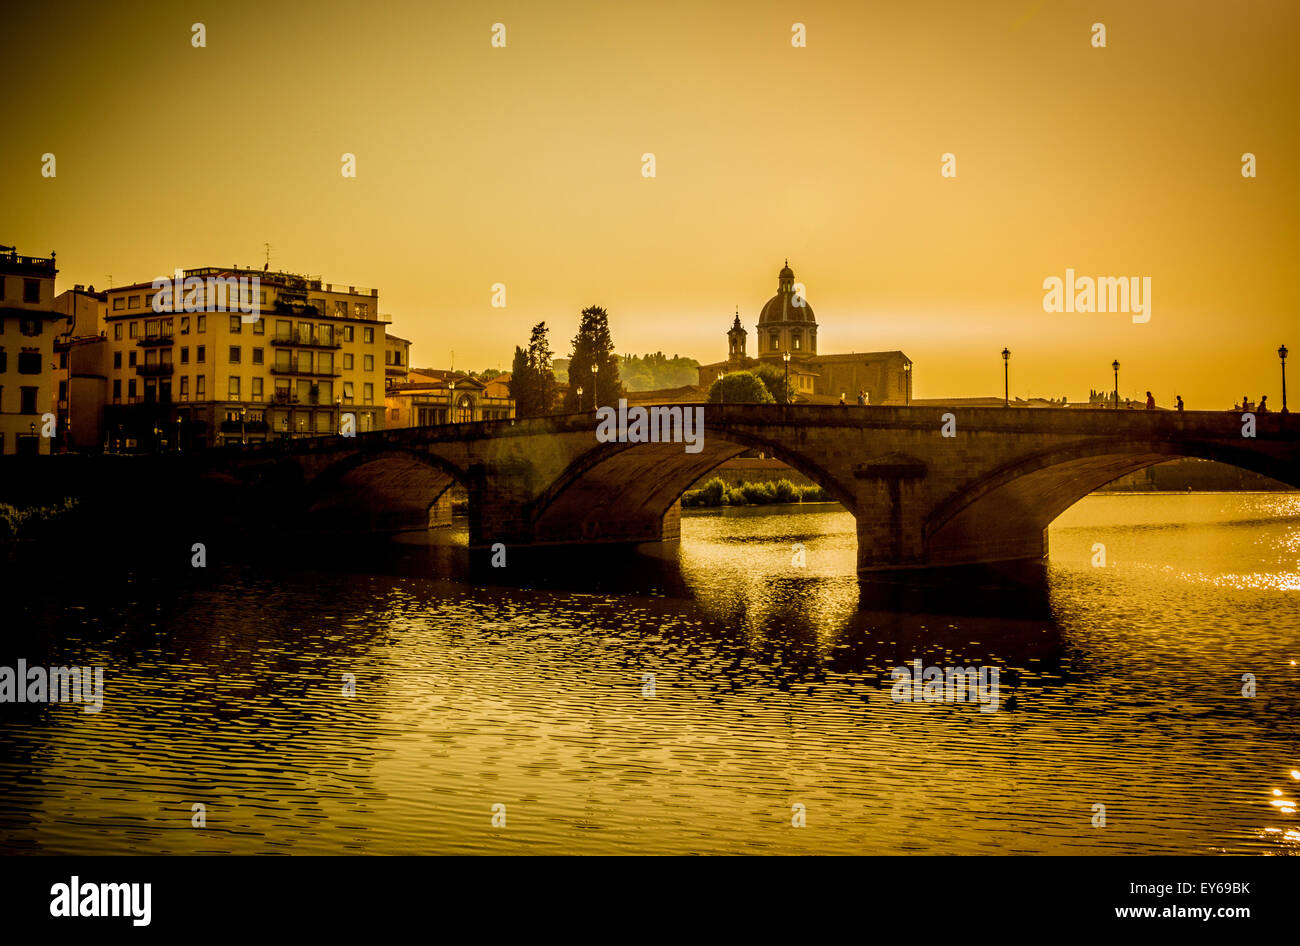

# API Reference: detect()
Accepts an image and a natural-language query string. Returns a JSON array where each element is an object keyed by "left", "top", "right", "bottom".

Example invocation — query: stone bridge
[{"left": 217, "top": 405, "right": 1300, "bottom": 575}]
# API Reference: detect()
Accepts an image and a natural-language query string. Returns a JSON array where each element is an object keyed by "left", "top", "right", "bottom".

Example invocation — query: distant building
[
  {"left": 52, "top": 285, "right": 109, "bottom": 452},
  {"left": 697, "top": 262, "right": 913, "bottom": 404},
  {"left": 101, "top": 266, "right": 391, "bottom": 449},
  {"left": 386, "top": 369, "right": 515, "bottom": 427},
  {"left": 0, "top": 248, "right": 64, "bottom": 455},
  {"left": 384, "top": 332, "right": 411, "bottom": 388}
]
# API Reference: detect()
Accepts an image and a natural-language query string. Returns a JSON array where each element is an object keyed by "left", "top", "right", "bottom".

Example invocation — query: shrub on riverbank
[
  {"left": 681, "top": 478, "right": 831, "bottom": 507},
  {"left": 0, "top": 498, "right": 80, "bottom": 541}
]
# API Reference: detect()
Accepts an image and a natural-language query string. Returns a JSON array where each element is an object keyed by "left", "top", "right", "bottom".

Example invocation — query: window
[
  {"left": 252, "top": 347, "right": 263, "bottom": 365},
  {"left": 275, "top": 350, "right": 292, "bottom": 371},
  {"left": 310, "top": 298, "right": 324, "bottom": 314},
  {"left": 363, "top": 354, "right": 374, "bottom": 371},
  {"left": 251, "top": 377, "right": 263, "bottom": 400},
  {"left": 197, "top": 315, "right": 206, "bottom": 333},
  {"left": 114, "top": 352, "right": 122, "bottom": 369},
  {"left": 128, "top": 379, "right": 137, "bottom": 398},
  {"left": 792, "top": 334, "right": 801, "bottom": 350},
  {"left": 180, "top": 346, "right": 189, "bottom": 364},
  {"left": 229, "top": 346, "right": 241, "bottom": 364},
  {"left": 363, "top": 327, "right": 374, "bottom": 344},
  {"left": 180, "top": 376, "right": 189, "bottom": 400},
  {"left": 334, "top": 301, "right": 348, "bottom": 318},
  {"left": 363, "top": 382, "right": 373, "bottom": 405},
  {"left": 252, "top": 318, "right": 264, "bottom": 335},
  {"left": 343, "top": 353, "right": 353, "bottom": 370},
  {"left": 319, "top": 324, "right": 333, "bottom": 346},
  {"left": 317, "top": 352, "right": 333, "bottom": 374},
  {"left": 113, "top": 379, "right": 121, "bottom": 400},
  {"left": 19, "top": 317, "right": 40, "bottom": 336},
  {"left": 180, "top": 317, "right": 190, "bottom": 334},
  {"left": 129, "top": 321, "right": 139, "bottom": 338},
  {"left": 385, "top": 350, "right": 392, "bottom": 365},
  {"left": 344, "top": 326, "right": 354, "bottom": 342},
  {"left": 145, "top": 319, "right": 159, "bottom": 338},
  {"left": 17, "top": 352, "right": 40, "bottom": 374},
  {"left": 0, "top": 351, "right": 6, "bottom": 372},
  {"left": 145, "top": 292, "right": 157, "bottom": 311},
  {"left": 196, "top": 375, "right": 206, "bottom": 398},
  {"left": 770, "top": 334, "right": 779, "bottom": 351},
  {"left": 20, "top": 386, "right": 37, "bottom": 414},
  {"left": 196, "top": 345, "right": 206, "bottom": 364},
  {"left": 228, "top": 376, "right": 240, "bottom": 399},
  {"left": 113, "top": 297, "right": 125, "bottom": 311},
  {"left": 394, "top": 349, "right": 402, "bottom": 366},
  {"left": 23, "top": 280, "right": 41, "bottom": 304},
  {"left": 114, "top": 323, "right": 123, "bottom": 340},
  {"left": 356, "top": 303, "right": 368, "bottom": 318},
  {"left": 128, "top": 295, "right": 141, "bottom": 309},
  {"left": 59, "top": 351, "right": 68, "bottom": 369},
  {"left": 343, "top": 381, "right": 354, "bottom": 401},
  {"left": 129, "top": 351, "right": 137, "bottom": 367},
  {"left": 230, "top": 315, "right": 242, "bottom": 333}
]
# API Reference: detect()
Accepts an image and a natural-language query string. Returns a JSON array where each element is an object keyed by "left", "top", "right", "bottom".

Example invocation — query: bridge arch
[
  {"left": 305, "top": 447, "right": 472, "bottom": 533},
  {"left": 528, "top": 422, "right": 857, "bottom": 546},
  {"left": 925, "top": 438, "right": 1300, "bottom": 567}
]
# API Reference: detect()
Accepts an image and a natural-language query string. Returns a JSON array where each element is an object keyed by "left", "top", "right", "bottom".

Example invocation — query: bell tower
[{"left": 726, "top": 308, "right": 747, "bottom": 365}]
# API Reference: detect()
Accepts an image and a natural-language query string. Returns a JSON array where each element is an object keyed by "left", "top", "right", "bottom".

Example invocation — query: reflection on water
[{"left": 1, "top": 493, "right": 1297, "bottom": 854}]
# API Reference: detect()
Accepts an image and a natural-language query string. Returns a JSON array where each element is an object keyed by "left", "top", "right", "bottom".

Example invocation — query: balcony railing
[
  {"left": 269, "top": 366, "right": 341, "bottom": 378},
  {"left": 136, "top": 363, "right": 175, "bottom": 376},
  {"left": 137, "top": 335, "right": 175, "bottom": 347},
  {"left": 271, "top": 390, "right": 299, "bottom": 404},
  {"left": 269, "top": 334, "right": 341, "bottom": 349},
  {"left": 219, "top": 420, "right": 269, "bottom": 434}
]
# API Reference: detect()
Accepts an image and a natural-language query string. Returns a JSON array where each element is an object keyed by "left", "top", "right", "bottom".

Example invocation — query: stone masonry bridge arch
[{"left": 221, "top": 406, "right": 1299, "bottom": 575}]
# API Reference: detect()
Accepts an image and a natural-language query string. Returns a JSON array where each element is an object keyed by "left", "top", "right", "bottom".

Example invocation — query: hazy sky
[{"left": 4, "top": 0, "right": 1296, "bottom": 406}]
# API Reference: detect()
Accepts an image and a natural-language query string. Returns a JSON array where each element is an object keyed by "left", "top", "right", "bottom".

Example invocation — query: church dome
[{"left": 758, "top": 260, "right": 815, "bottom": 324}]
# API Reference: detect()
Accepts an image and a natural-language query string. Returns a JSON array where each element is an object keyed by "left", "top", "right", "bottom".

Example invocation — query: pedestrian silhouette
[
  {"left": 1175, "top": 395, "right": 1184, "bottom": 411},
  {"left": 1259, "top": 395, "right": 1269, "bottom": 413},
  {"left": 1145, "top": 391, "right": 1155, "bottom": 409},
  {"left": 856, "top": 390, "right": 866, "bottom": 406}
]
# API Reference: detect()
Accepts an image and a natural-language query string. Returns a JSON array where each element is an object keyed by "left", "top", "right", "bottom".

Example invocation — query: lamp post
[
  {"left": 1280, "top": 345, "right": 1289, "bottom": 414},
  {"left": 1001, "top": 348, "right": 1010, "bottom": 407},
  {"left": 335, "top": 395, "right": 342, "bottom": 432},
  {"left": 718, "top": 370, "right": 725, "bottom": 405},
  {"left": 240, "top": 406, "right": 247, "bottom": 445},
  {"left": 449, "top": 379, "right": 456, "bottom": 423},
  {"left": 575, "top": 386, "right": 583, "bottom": 412},
  {"left": 591, "top": 363, "right": 599, "bottom": 410},
  {"left": 1112, "top": 360, "right": 1120, "bottom": 409},
  {"left": 902, "top": 361, "right": 912, "bottom": 406},
  {"left": 782, "top": 350, "right": 791, "bottom": 404}
]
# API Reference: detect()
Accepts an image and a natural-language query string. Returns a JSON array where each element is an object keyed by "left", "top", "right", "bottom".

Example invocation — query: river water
[{"left": 2, "top": 493, "right": 1298, "bottom": 854}]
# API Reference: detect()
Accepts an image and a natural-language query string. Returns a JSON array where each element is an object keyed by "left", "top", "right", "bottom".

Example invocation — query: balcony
[
  {"left": 271, "top": 390, "right": 300, "bottom": 405},
  {"left": 269, "top": 334, "right": 341, "bottom": 350},
  {"left": 137, "top": 335, "right": 175, "bottom": 347},
  {"left": 136, "top": 362, "right": 175, "bottom": 376},
  {"left": 269, "top": 366, "right": 341, "bottom": 378}
]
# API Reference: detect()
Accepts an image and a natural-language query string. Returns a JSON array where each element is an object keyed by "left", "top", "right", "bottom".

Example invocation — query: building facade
[
  {"left": 386, "top": 369, "right": 515, "bottom": 428},
  {"left": 102, "top": 267, "right": 390, "bottom": 449},
  {"left": 52, "top": 285, "right": 109, "bottom": 452},
  {"left": 384, "top": 332, "right": 411, "bottom": 389},
  {"left": 698, "top": 262, "right": 913, "bottom": 405},
  {"left": 0, "top": 249, "right": 64, "bottom": 456}
]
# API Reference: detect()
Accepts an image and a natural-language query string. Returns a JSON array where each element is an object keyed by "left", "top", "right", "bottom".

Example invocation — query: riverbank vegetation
[
  {"left": 681, "top": 477, "right": 831, "bottom": 507},
  {"left": 0, "top": 498, "right": 80, "bottom": 541}
]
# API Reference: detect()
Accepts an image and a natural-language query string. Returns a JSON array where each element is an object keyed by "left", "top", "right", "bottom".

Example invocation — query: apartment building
[
  {"left": 384, "top": 332, "right": 411, "bottom": 389},
  {"left": 0, "top": 248, "right": 64, "bottom": 456},
  {"left": 102, "top": 267, "right": 390, "bottom": 449}
]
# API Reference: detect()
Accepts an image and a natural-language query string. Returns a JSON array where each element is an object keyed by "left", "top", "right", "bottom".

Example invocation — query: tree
[
  {"left": 563, "top": 306, "right": 621, "bottom": 411},
  {"left": 707, "top": 371, "right": 774, "bottom": 404},
  {"left": 750, "top": 362, "right": 794, "bottom": 404},
  {"left": 508, "top": 346, "right": 534, "bottom": 415},
  {"left": 509, "top": 322, "right": 558, "bottom": 418},
  {"left": 525, "top": 322, "right": 557, "bottom": 414}
]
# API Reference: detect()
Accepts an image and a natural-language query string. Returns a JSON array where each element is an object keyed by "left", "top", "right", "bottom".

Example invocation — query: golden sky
[{"left": 4, "top": 0, "right": 1296, "bottom": 406}]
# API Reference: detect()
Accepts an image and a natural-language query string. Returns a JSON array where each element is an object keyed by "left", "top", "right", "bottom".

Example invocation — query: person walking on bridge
[
  {"left": 1145, "top": 391, "right": 1155, "bottom": 409},
  {"left": 1176, "top": 395, "right": 1184, "bottom": 411},
  {"left": 1259, "top": 395, "right": 1269, "bottom": 413},
  {"left": 856, "top": 390, "right": 866, "bottom": 406}
]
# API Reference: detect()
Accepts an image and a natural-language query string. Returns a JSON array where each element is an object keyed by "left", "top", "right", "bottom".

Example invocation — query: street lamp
[
  {"left": 782, "top": 350, "right": 791, "bottom": 404},
  {"left": 718, "top": 370, "right": 725, "bottom": 405},
  {"left": 902, "top": 361, "right": 912, "bottom": 406},
  {"left": 1001, "top": 348, "right": 1010, "bottom": 407},
  {"left": 240, "top": 406, "right": 247, "bottom": 445},
  {"left": 1112, "top": 360, "right": 1121, "bottom": 408},
  {"left": 1280, "top": 345, "right": 1289, "bottom": 414},
  {"left": 591, "top": 363, "right": 599, "bottom": 410},
  {"left": 449, "top": 380, "right": 456, "bottom": 423},
  {"left": 575, "top": 385, "right": 583, "bottom": 412}
]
